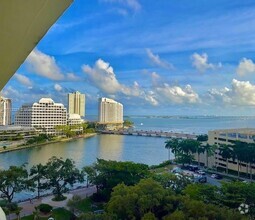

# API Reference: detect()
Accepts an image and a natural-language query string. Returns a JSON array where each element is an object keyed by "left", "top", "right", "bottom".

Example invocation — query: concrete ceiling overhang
[{"left": 0, "top": 0, "right": 73, "bottom": 91}]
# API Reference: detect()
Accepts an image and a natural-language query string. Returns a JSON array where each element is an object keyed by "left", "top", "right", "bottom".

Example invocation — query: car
[
  {"left": 188, "top": 165, "right": 199, "bottom": 172},
  {"left": 171, "top": 167, "right": 183, "bottom": 174},
  {"left": 196, "top": 170, "right": 206, "bottom": 175},
  {"left": 211, "top": 174, "right": 223, "bottom": 179}
]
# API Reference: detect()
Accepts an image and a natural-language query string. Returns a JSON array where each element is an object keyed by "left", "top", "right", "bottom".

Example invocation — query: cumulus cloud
[
  {"left": 101, "top": 0, "right": 141, "bottom": 12},
  {"left": 26, "top": 49, "right": 64, "bottom": 80},
  {"left": 82, "top": 59, "right": 199, "bottom": 106},
  {"left": 14, "top": 73, "right": 33, "bottom": 87},
  {"left": 25, "top": 49, "right": 80, "bottom": 82},
  {"left": 207, "top": 79, "right": 255, "bottom": 106},
  {"left": 146, "top": 49, "right": 174, "bottom": 70},
  {"left": 66, "top": 73, "right": 81, "bottom": 81},
  {"left": 82, "top": 59, "right": 123, "bottom": 94},
  {"left": 236, "top": 58, "right": 255, "bottom": 76},
  {"left": 191, "top": 53, "right": 221, "bottom": 73},
  {"left": 155, "top": 84, "right": 200, "bottom": 104},
  {"left": 54, "top": 84, "right": 63, "bottom": 92}
]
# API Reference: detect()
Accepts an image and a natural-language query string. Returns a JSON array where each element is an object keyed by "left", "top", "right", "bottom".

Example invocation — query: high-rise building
[
  {"left": 15, "top": 98, "right": 67, "bottom": 135},
  {"left": 0, "top": 96, "right": 12, "bottom": 126},
  {"left": 98, "top": 98, "right": 123, "bottom": 124},
  {"left": 68, "top": 91, "right": 85, "bottom": 117}
]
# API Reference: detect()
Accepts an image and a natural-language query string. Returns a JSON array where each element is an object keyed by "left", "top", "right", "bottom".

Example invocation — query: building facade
[
  {"left": 98, "top": 97, "right": 123, "bottom": 124},
  {"left": 68, "top": 91, "right": 85, "bottom": 117},
  {"left": 197, "top": 128, "right": 255, "bottom": 173},
  {"left": 15, "top": 98, "right": 67, "bottom": 135},
  {"left": 0, "top": 96, "right": 12, "bottom": 126}
]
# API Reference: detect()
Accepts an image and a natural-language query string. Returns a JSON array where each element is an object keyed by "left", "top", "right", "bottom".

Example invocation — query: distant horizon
[{"left": 3, "top": 0, "right": 255, "bottom": 116}]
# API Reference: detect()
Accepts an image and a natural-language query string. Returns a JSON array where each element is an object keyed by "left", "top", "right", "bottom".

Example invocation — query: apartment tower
[
  {"left": 68, "top": 91, "right": 85, "bottom": 117},
  {"left": 0, "top": 96, "right": 12, "bottom": 125},
  {"left": 98, "top": 98, "right": 123, "bottom": 124}
]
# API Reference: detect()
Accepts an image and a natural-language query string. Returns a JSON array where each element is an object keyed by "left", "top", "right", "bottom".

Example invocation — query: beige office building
[
  {"left": 15, "top": 98, "right": 67, "bottom": 135},
  {"left": 197, "top": 128, "right": 255, "bottom": 173},
  {"left": 0, "top": 97, "right": 12, "bottom": 126},
  {"left": 98, "top": 98, "right": 123, "bottom": 124},
  {"left": 68, "top": 91, "right": 85, "bottom": 117}
]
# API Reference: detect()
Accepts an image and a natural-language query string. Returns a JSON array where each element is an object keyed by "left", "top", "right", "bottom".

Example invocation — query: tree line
[
  {"left": 1, "top": 157, "right": 255, "bottom": 219},
  {"left": 165, "top": 135, "right": 255, "bottom": 179}
]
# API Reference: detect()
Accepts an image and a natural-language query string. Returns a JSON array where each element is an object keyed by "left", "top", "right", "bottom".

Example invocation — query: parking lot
[{"left": 172, "top": 165, "right": 223, "bottom": 187}]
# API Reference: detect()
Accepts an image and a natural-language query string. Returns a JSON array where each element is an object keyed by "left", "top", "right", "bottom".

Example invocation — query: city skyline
[{"left": 2, "top": 0, "right": 255, "bottom": 116}]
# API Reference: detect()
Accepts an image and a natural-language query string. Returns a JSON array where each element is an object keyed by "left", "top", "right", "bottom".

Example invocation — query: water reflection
[
  {"left": 97, "top": 134, "right": 124, "bottom": 161},
  {"left": 0, "top": 134, "right": 168, "bottom": 170}
]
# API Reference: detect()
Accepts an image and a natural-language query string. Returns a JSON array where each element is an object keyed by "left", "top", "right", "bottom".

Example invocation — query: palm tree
[
  {"left": 177, "top": 139, "right": 199, "bottom": 165},
  {"left": 196, "top": 144, "right": 204, "bottom": 167},
  {"left": 219, "top": 144, "right": 233, "bottom": 174},
  {"left": 232, "top": 141, "right": 248, "bottom": 178},
  {"left": 203, "top": 144, "right": 216, "bottom": 168},
  {"left": 246, "top": 143, "right": 255, "bottom": 180},
  {"left": 164, "top": 138, "right": 180, "bottom": 162},
  {"left": 30, "top": 163, "right": 47, "bottom": 199}
]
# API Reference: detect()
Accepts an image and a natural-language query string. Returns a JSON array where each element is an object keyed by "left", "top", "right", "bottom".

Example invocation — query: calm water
[
  {"left": 0, "top": 134, "right": 168, "bottom": 170},
  {"left": 1, "top": 116, "right": 255, "bottom": 200},
  {"left": 0, "top": 134, "right": 168, "bottom": 201}
]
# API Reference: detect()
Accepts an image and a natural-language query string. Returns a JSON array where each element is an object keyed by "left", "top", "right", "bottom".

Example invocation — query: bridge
[{"left": 100, "top": 130, "right": 197, "bottom": 139}]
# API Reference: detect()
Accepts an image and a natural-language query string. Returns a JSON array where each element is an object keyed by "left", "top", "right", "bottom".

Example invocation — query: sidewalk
[{"left": 8, "top": 186, "right": 96, "bottom": 220}]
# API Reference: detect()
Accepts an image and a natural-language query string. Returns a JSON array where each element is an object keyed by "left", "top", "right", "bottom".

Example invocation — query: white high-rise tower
[
  {"left": 0, "top": 96, "right": 12, "bottom": 125},
  {"left": 98, "top": 98, "right": 123, "bottom": 124}
]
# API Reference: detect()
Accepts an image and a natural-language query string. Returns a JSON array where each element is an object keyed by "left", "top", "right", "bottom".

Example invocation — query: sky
[{"left": 3, "top": 0, "right": 255, "bottom": 116}]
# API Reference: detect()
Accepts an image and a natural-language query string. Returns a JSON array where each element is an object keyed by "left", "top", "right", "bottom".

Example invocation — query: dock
[{"left": 100, "top": 130, "right": 197, "bottom": 139}]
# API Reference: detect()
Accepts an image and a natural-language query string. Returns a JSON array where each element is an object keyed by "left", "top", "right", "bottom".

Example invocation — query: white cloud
[
  {"left": 54, "top": 84, "right": 63, "bottom": 92},
  {"left": 207, "top": 79, "right": 255, "bottom": 106},
  {"left": 14, "top": 73, "right": 32, "bottom": 87},
  {"left": 26, "top": 49, "right": 64, "bottom": 80},
  {"left": 67, "top": 73, "right": 81, "bottom": 81},
  {"left": 236, "top": 58, "right": 255, "bottom": 76},
  {"left": 82, "top": 59, "right": 200, "bottom": 106},
  {"left": 82, "top": 59, "right": 123, "bottom": 94},
  {"left": 155, "top": 84, "right": 200, "bottom": 104},
  {"left": 191, "top": 53, "right": 221, "bottom": 73},
  {"left": 101, "top": 0, "right": 141, "bottom": 12},
  {"left": 146, "top": 49, "right": 174, "bottom": 70}
]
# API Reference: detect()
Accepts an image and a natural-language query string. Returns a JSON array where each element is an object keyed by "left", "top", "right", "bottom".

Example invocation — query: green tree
[
  {"left": 202, "top": 144, "right": 217, "bottom": 168},
  {"left": 67, "top": 195, "right": 82, "bottom": 213},
  {"left": 164, "top": 138, "right": 179, "bottom": 161},
  {"left": 219, "top": 144, "right": 234, "bottom": 174},
  {"left": 183, "top": 184, "right": 219, "bottom": 205},
  {"left": 83, "top": 159, "right": 150, "bottom": 199},
  {"left": 106, "top": 179, "right": 166, "bottom": 219},
  {"left": 30, "top": 163, "right": 47, "bottom": 199},
  {"left": 44, "top": 157, "right": 83, "bottom": 200},
  {"left": 0, "top": 165, "right": 30, "bottom": 202},
  {"left": 197, "top": 134, "right": 208, "bottom": 142},
  {"left": 123, "top": 120, "right": 134, "bottom": 127},
  {"left": 176, "top": 139, "right": 199, "bottom": 165}
]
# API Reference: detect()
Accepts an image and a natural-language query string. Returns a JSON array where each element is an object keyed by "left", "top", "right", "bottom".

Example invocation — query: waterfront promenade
[
  {"left": 8, "top": 186, "right": 97, "bottom": 220},
  {"left": 101, "top": 130, "right": 197, "bottom": 139}
]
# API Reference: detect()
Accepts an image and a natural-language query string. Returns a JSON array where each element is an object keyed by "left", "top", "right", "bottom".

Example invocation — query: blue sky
[{"left": 3, "top": 0, "right": 255, "bottom": 116}]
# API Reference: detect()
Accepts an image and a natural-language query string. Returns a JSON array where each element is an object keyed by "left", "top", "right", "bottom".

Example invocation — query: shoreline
[{"left": 0, "top": 133, "right": 97, "bottom": 154}]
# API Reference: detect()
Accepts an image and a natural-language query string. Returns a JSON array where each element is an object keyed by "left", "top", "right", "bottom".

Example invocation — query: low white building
[
  {"left": 15, "top": 98, "right": 67, "bottom": 135},
  {"left": 68, "top": 113, "right": 83, "bottom": 126}
]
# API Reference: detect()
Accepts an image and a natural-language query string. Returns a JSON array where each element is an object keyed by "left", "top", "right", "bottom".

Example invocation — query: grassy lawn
[
  {"left": 150, "top": 164, "right": 175, "bottom": 174},
  {"left": 75, "top": 197, "right": 104, "bottom": 213},
  {"left": 20, "top": 208, "right": 73, "bottom": 220}
]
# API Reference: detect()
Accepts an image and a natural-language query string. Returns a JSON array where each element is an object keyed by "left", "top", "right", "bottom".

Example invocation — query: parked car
[
  {"left": 171, "top": 167, "right": 183, "bottom": 174},
  {"left": 193, "top": 174, "right": 207, "bottom": 183},
  {"left": 211, "top": 174, "right": 223, "bottom": 179},
  {"left": 188, "top": 165, "right": 199, "bottom": 172},
  {"left": 196, "top": 170, "right": 206, "bottom": 175}
]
